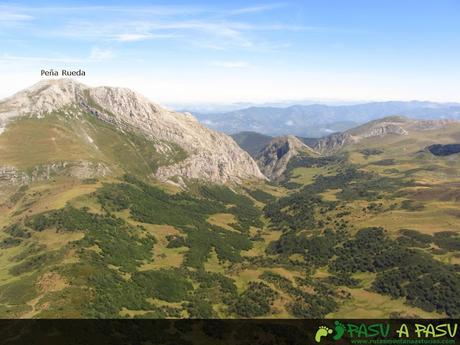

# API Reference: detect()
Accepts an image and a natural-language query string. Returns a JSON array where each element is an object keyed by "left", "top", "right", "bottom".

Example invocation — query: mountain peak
[
  {"left": 18, "top": 78, "right": 89, "bottom": 101},
  {"left": 256, "top": 135, "right": 317, "bottom": 180},
  {"left": 0, "top": 78, "right": 88, "bottom": 119},
  {"left": 31, "top": 77, "right": 86, "bottom": 88},
  {"left": 272, "top": 135, "right": 307, "bottom": 148},
  {"left": 0, "top": 79, "right": 265, "bottom": 184}
]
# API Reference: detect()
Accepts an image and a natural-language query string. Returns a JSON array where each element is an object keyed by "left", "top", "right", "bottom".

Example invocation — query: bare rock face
[
  {"left": 86, "top": 86, "right": 265, "bottom": 183},
  {"left": 0, "top": 79, "right": 84, "bottom": 117},
  {"left": 0, "top": 162, "right": 110, "bottom": 187},
  {"left": 0, "top": 166, "right": 28, "bottom": 185},
  {"left": 354, "top": 123, "right": 408, "bottom": 138},
  {"left": 0, "top": 79, "right": 264, "bottom": 184},
  {"left": 314, "top": 132, "right": 355, "bottom": 153},
  {"left": 313, "top": 118, "right": 410, "bottom": 153},
  {"left": 256, "top": 135, "right": 317, "bottom": 180}
]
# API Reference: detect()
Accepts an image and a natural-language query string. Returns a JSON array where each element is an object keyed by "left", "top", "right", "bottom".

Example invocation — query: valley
[{"left": 0, "top": 79, "right": 459, "bottom": 319}]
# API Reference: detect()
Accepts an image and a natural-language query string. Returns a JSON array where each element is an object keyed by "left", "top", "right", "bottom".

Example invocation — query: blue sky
[{"left": 1, "top": 0, "right": 459, "bottom": 103}]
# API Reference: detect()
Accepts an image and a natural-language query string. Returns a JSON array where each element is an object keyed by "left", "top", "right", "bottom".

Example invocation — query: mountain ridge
[
  {"left": 194, "top": 101, "right": 460, "bottom": 137},
  {"left": 314, "top": 116, "right": 457, "bottom": 153},
  {"left": 235, "top": 116, "right": 459, "bottom": 177},
  {"left": 255, "top": 135, "right": 318, "bottom": 180},
  {"left": 0, "top": 79, "right": 265, "bottom": 185}
]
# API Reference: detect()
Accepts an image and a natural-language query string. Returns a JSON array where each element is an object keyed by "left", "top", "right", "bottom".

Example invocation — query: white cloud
[
  {"left": 0, "top": 13, "right": 33, "bottom": 22},
  {"left": 226, "top": 3, "right": 286, "bottom": 15},
  {"left": 0, "top": 54, "right": 85, "bottom": 64},
  {"left": 22, "top": 14, "right": 299, "bottom": 50},
  {"left": 0, "top": 47, "right": 115, "bottom": 66},
  {"left": 113, "top": 33, "right": 178, "bottom": 42},
  {"left": 212, "top": 61, "right": 250, "bottom": 68},
  {"left": 202, "top": 119, "right": 215, "bottom": 126},
  {"left": 113, "top": 34, "right": 152, "bottom": 42},
  {"left": 285, "top": 120, "right": 294, "bottom": 126},
  {"left": 89, "top": 47, "right": 115, "bottom": 61}
]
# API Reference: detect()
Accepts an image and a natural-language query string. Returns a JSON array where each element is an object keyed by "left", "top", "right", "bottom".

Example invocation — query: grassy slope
[
  {"left": 255, "top": 124, "right": 460, "bottom": 318},
  {"left": 0, "top": 122, "right": 459, "bottom": 319},
  {"left": 0, "top": 115, "right": 97, "bottom": 169},
  {"left": 346, "top": 124, "right": 460, "bottom": 234},
  {"left": 0, "top": 111, "right": 187, "bottom": 176}
]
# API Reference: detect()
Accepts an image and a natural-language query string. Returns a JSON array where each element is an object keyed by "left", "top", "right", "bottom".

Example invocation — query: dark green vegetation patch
[
  {"left": 1, "top": 150, "right": 459, "bottom": 319},
  {"left": 428, "top": 143, "right": 460, "bottom": 156}
]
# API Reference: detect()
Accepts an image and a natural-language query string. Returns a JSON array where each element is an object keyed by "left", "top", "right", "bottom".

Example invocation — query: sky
[{"left": 1, "top": 0, "right": 459, "bottom": 104}]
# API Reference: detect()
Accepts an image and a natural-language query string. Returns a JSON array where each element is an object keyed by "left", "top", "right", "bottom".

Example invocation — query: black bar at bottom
[{"left": 0, "top": 319, "right": 458, "bottom": 345}]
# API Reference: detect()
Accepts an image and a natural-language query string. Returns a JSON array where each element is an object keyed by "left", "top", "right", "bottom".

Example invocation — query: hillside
[
  {"left": 0, "top": 86, "right": 459, "bottom": 319},
  {"left": 313, "top": 116, "right": 457, "bottom": 154},
  {"left": 231, "top": 132, "right": 273, "bottom": 157}
]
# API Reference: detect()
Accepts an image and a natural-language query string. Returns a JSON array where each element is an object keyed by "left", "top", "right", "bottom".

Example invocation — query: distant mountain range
[
  {"left": 194, "top": 101, "right": 460, "bottom": 137},
  {"left": 232, "top": 115, "right": 459, "bottom": 179}
]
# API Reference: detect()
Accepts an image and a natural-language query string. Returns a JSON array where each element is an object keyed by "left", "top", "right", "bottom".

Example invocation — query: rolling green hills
[{"left": 1, "top": 82, "right": 459, "bottom": 319}]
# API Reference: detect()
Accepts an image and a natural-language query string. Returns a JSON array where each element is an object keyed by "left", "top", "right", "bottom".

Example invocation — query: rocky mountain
[
  {"left": 233, "top": 117, "right": 412, "bottom": 160},
  {"left": 255, "top": 135, "right": 318, "bottom": 180},
  {"left": 313, "top": 116, "right": 457, "bottom": 154},
  {"left": 193, "top": 101, "right": 460, "bottom": 137},
  {"left": 0, "top": 79, "right": 264, "bottom": 185}
]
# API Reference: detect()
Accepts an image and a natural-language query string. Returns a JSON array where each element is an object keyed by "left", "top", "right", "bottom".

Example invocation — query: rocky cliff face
[
  {"left": 86, "top": 86, "right": 264, "bottom": 183},
  {"left": 314, "top": 132, "right": 354, "bottom": 153},
  {"left": 256, "top": 135, "right": 317, "bottom": 180},
  {"left": 0, "top": 79, "right": 264, "bottom": 184}
]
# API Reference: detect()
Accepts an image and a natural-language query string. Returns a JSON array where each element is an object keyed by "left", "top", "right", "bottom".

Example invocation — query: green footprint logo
[
  {"left": 333, "top": 321, "right": 346, "bottom": 341},
  {"left": 315, "top": 325, "right": 333, "bottom": 343}
]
